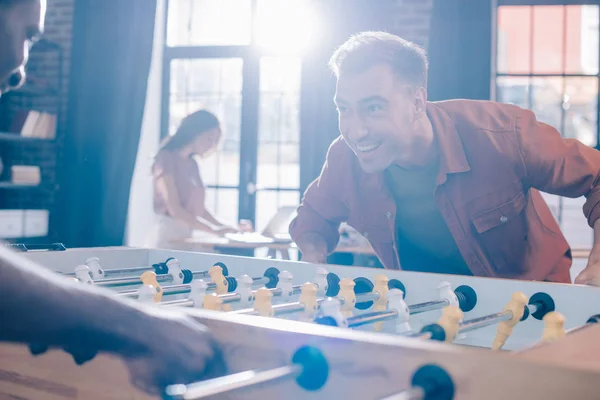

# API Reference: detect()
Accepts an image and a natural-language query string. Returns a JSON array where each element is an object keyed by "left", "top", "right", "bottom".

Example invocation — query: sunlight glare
[{"left": 256, "top": 0, "right": 319, "bottom": 55}]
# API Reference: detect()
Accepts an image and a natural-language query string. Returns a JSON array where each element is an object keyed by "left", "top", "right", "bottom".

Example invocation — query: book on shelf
[
  {"left": 11, "top": 165, "right": 41, "bottom": 185},
  {"left": 13, "top": 110, "right": 56, "bottom": 139}
]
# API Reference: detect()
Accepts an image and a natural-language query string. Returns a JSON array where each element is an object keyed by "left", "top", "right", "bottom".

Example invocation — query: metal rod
[
  {"left": 165, "top": 365, "right": 302, "bottom": 399},
  {"left": 221, "top": 293, "right": 242, "bottom": 304},
  {"left": 163, "top": 284, "right": 196, "bottom": 296},
  {"left": 408, "top": 299, "right": 449, "bottom": 315},
  {"left": 380, "top": 387, "right": 425, "bottom": 400},
  {"left": 104, "top": 267, "right": 210, "bottom": 279},
  {"left": 94, "top": 274, "right": 175, "bottom": 288},
  {"left": 355, "top": 292, "right": 380, "bottom": 303},
  {"left": 231, "top": 291, "right": 380, "bottom": 317},
  {"left": 253, "top": 276, "right": 268, "bottom": 286},
  {"left": 118, "top": 290, "right": 138, "bottom": 298},
  {"left": 347, "top": 310, "right": 398, "bottom": 328},
  {"left": 103, "top": 265, "right": 154, "bottom": 277},
  {"left": 229, "top": 301, "right": 307, "bottom": 316},
  {"left": 527, "top": 303, "right": 539, "bottom": 315},
  {"left": 95, "top": 276, "right": 148, "bottom": 288},
  {"left": 271, "top": 301, "right": 305, "bottom": 315},
  {"left": 458, "top": 310, "right": 512, "bottom": 333},
  {"left": 229, "top": 308, "right": 259, "bottom": 316},
  {"left": 269, "top": 285, "right": 302, "bottom": 297},
  {"left": 93, "top": 269, "right": 214, "bottom": 288},
  {"left": 162, "top": 299, "right": 195, "bottom": 308}
]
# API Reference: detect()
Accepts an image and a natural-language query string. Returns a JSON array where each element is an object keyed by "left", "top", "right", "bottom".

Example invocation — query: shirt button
[
  {"left": 500, "top": 215, "right": 508, "bottom": 223},
  {"left": 385, "top": 212, "right": 393, "bottom": 220}
]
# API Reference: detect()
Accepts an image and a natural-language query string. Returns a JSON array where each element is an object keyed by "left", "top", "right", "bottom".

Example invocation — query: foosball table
[{"left": 3, "top": 245, "right": 600, "bottom": 399}]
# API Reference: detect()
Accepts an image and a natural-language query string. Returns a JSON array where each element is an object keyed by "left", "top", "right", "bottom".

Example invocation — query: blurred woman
[{"left": 146, "top": 109, "right": 248, "bottom": 249}]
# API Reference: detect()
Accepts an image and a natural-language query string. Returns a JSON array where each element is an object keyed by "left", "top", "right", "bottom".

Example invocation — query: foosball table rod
[
  {"left": 64, "top": 257, "right": 228, "bottom": 281},
  {"left": 163, "top": 346, "right": 455, "bottom": 400}
]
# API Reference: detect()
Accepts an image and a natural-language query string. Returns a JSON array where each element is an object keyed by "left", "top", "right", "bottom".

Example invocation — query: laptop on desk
[{"left": 224, "top": 206, "right": 297, "bottom": 244}]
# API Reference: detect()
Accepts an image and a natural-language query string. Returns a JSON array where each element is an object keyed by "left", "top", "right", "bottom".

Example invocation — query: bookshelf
[
  {"left": 0, "top": 39, "right": 64, "bottom": 244},
  {"left": 0, "top": 132, "right": 56, "bottom": 143}
]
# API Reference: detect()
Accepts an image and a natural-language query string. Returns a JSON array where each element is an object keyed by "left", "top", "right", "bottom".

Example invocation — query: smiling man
[{"left": 289, "top": 31, "right": 600, "bottom": 284}]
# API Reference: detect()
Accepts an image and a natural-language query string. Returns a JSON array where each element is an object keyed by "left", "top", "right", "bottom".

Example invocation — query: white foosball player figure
[
  {"left": 140, "top": 271, "right": 163, "bottom": 303},
  {"left": 236, "top": 275, "right": 254, "bottom": 308},
  {"left": 314, "top": 266, "right": 328, "bottom": 297},
  {"left": 189, "top": 279, "right": 208, "bottom": 308},
  {"left": 138, "top": 285, "right": 157, "bottom": 304},
  {"left": 437, "top": 281, "right": 465, "bottom": 340},
  {"left": 84, "top": 257, "right": 104, "bottom": 279},
  {"left": 74, "top": 265, "right": 93, "bottom": 284},
  {"left": 163, "top": 258, "right": 184, "bottom": 285},
  {"left": 388, "top": 289, "right": 411, "bottom": 334},
  {"left": 320, "top": 298, "right": 348, "bottom": 328},
  {"left": 278, "top": 270, "right": 294, "bottom": 302},
  {"left": 299, "top": 282, "right": 319, "bottom": 322},
  {"left": 437, "top": 281, "right": 459, "bottom": 308}
]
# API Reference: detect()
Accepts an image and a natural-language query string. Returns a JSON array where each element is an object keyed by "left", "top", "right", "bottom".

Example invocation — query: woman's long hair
[{"left": 158, "top": 109, "right": 220, "bottom": 152}]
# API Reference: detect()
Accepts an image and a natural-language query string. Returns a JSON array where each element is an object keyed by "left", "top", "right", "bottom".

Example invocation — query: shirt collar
[{"left": 426, "top": 101, "right": 471, "bottom": 185}]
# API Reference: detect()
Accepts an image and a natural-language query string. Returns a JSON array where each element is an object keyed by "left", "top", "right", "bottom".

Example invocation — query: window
[
  {"left": 166, "top": 0, "right": 253, "bottom": 46},
  {"left": 494, "top": 4, "right": 600, "bottom": 248},
  {"left": 255, "top": 56, "right": 302, "bottom": 231},
  {"left": 164, "top": 0, "right": 315, "bottom": 230}
]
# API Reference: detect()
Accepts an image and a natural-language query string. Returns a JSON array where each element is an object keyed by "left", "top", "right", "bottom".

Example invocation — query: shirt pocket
[{"left": 470, "top": 190, "right": 529, "bottom": 274}]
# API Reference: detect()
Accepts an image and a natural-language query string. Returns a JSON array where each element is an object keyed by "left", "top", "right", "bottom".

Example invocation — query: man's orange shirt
[{"left": 290, "top": 100, "right": 600, "bottom": 283}]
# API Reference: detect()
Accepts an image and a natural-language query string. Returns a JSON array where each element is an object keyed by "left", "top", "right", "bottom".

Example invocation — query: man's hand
[
  {"left": 574, "top": 252, "right": 600, "bottom": 286},
  {"left": 121, "top": 310, "right": 226, "bottom": 395},
  {"left": 0, "top": 246, "right": 226, "bottom": 396},
  {"left": 295, "top": 232, "right": 329, "bottom": 264},
  {"left": 301, "top": 251, "right": 327, "bottom": 264},
  {"left": 576, "top": 220, "right": 600, "bottom": 285}
]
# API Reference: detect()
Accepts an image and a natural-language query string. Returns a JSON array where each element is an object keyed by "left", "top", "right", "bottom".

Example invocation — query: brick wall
[
  {"left": 391, "top": 0, "right": 434, "bottom": 48},
  {"left": 0, "top": 0, "right": 74, "bottom": 133}
]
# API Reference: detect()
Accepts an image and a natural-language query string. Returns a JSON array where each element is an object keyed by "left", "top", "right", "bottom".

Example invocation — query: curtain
[
  {"left": 299, "top": 0, "right": 398, "bottom": 192},
  {"left": 427, "top": 0, "right": 493, "bottom": 101},
  {"left": 56, "top": 0, "right": 157, "bottom": 247}
]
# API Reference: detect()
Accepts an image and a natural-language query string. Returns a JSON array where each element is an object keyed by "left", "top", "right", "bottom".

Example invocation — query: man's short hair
[{"left": 328, "top": 31, "right": 429, "bottom": 89}]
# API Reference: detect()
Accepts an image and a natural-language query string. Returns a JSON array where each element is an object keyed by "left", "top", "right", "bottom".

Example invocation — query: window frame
[{"left": 492, "top": 0, "right": 600, "bottom": 231}]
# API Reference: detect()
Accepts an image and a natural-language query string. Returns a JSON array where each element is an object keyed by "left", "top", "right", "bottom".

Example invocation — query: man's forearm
[
  {"left": 0, "top": 247, "right": 147, "bottom": 353},
  {"left": 591, "top": 219, "right": 600, "bottom": 259}
]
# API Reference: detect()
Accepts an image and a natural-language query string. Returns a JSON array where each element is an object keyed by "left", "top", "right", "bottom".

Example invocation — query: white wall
[{"left": 126, "top": 0, "right": 165, "bottom": 247}]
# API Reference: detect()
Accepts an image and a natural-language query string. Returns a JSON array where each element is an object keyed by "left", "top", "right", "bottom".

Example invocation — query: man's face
[
  {"left": 0, "top": 0, "right": 45, "bottom": 97},
  {"left": 334, "top": 63, "right": 426, "bottom": 173}
]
